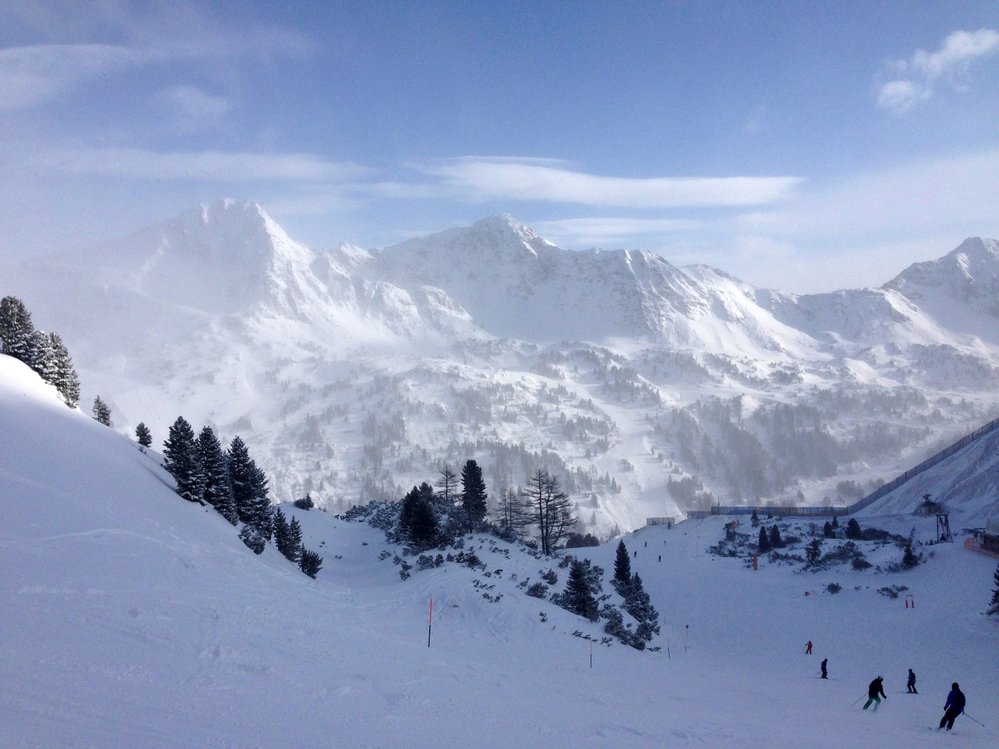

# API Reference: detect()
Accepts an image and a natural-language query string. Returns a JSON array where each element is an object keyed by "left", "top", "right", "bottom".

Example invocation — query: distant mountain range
[{"left": 5, "top": 199, "right": 998, "bottom": 535}]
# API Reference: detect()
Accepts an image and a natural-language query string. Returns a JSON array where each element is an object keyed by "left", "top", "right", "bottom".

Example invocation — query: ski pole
[
  {"left": 852, "top": 694, "right": 867, "bottom": 706},
  {"left": 963, "top": 713, "right": 985, "bottom": 727}
]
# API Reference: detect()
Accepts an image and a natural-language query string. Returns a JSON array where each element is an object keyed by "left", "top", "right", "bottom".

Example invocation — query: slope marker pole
[{"left": 427, "top": 598, "right": 433, "bottom": 648}]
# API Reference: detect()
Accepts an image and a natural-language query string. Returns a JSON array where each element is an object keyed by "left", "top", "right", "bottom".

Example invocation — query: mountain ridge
[{"left": 4, "top": 199, "right": 999, "bottom": 534}]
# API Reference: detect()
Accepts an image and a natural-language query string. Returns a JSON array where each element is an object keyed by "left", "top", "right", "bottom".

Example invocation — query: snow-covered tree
[
  {"left": 758, "top": 526, "right": 771, "bottom": 553},
  {"left": 768, "top": 524, "right": 784, "bottom": 549},
  {"left": 990, "top": 563, "right": 999, "bottom": 613},
  {"left": 902, "top": 542, "right": 919, "bottom": 569},
  {"left": 197, "top": 426, "right": 232, "bottom": 516},
  {"left": 49, "top": 334, "right": 79, "bottom": 407},
  {"left": 162, "top": 416, "right": 204, "bottom": 503},
  {"left": 0, "top": 296, "right": 35, "bottom": 363},
  {"left": 227, "top": 436, "right": 271, "bottom": 539},
  {"left": 92, "top": 396, "right": 111, "bottom": 427},
  {"left": 845, "top": 518, "right": 862, "bottom": 540},
  {"left": 806, "top": 538, "right": 822, "bottom": 564}
]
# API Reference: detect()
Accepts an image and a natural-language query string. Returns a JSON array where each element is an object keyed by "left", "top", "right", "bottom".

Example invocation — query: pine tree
[
  {"left": 227, "top": 436, "right": 272, "bottom": 539},
  {"left": 47, "top": 333, "right": 80, "bottom": 407},
  {"left": 27, "top": 329, "right": 56, "bottom": 383},
  {"left": 287, "top": 516, "right": 303, "bottom": 561},
  {"left": 769, "top": 524, "right": 783, "bottom": 549},
  {"left": 845, "top": 518, "right": 862, "bottom": 540},
  {"left": 902, "top": 542, "right": 919, "bottom": 569},
  {"left": 460, "top": 459, "right": 488, "bottom": 528},
  {"left": 562, "top": 559, "right": 599, "bottom": 621},
  {"left": 806, "top": 538, "right": 822, "bottom": 564},
  {"left": 990, "top": 563, "right": 999, "bottom": 609},
  {"left": 399, "top": 484, "right": 438, "bottom": 550},
  {"left": 135, "top": 422, "right": 153, "bottom": 449},
  {"left": 273, "top": 507, "right": 294, "bottom": 560},
  {"left": 0, "top": 296, "right": 36, "bottom": 363},
  {"left": 613, "top": 540, "right": 632, "bottom": 589},
  {"left": 758, "top": 526, "right": 771, "bottom": 552},
  {"left": 92, "top": 396, "right": 112, "bottom": 426},
  {"left": 300, "top": 547, "right": 323, "bottom": 578},
  {"left": 822, "top": 521, "right": 835, "bottom": 538},
  {"left": 162, "top": 416, "right": 204, "bottom": 503},
  {"left": 197, "top": 426, "right": 232, "bottom": 515},
  {"left": 750, "top": 509, "right": 759, "bottom": 527},
  {"left": 623, "top": 572, "right": 660, "bottom": 644}
]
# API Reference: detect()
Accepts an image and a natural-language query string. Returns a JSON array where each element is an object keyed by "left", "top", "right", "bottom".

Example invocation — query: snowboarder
[
  {"left": 938, "top": 682, "right": 965, "bottom": 730},
  {"left": 805, "top": 640, "right": 813, "bottom": 654},
  {"left": 863, "top": 676, "right": 887, "bottom": 711},
  {"left": 906, "top": 668, "right": 917, "bottom": 694},
  {"left": 820, "top": 658, "right": 828, "bottom": 679},
  {"left": 658, "top": 554, "right": 661, "bottom": 563}
]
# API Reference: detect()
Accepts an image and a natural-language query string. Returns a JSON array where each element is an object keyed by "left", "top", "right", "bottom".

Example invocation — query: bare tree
[
  {"left": 437, "top": 464, "right": 458, "bottom": 506},
  {"left": 497, "top": 487, "right": 531, "bottom": 540},
  {"left": 522, "top": 469, "right": 575, "bottom": 555}
]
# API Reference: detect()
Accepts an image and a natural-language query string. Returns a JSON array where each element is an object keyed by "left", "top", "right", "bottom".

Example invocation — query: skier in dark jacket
[
  {"left": 820, "top": 658, "right": 828, "bottom": 679},
  {"left": 906, "top": 668, "right": 917, "bottom": 694},
  {"left": 863, "top": 676, "right": 887, "bottom": 710},
  {"left": 938, "top": 683, "right": 965, "bottom": 730}
]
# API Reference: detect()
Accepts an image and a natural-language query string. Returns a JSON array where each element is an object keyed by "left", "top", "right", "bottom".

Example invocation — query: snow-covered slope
[
  {"left": 2, "top": 356, "right": 997, "bottom": 748},
  {"left": 4, "top": 201, "right": 999, "bottom": 535}
]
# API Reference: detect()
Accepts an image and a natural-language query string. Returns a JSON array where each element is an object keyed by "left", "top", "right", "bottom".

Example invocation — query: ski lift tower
[{"left": 936, "top": 512, "right": 952, "bottom": 543}]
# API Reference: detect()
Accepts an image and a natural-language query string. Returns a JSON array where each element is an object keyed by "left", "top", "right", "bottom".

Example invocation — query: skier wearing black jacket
[
  {"left": 863, "top": 676, "right": 887, "bottom": 711},
  {"left": 938, "top": 683, "right": 965, "bottom": 730}
]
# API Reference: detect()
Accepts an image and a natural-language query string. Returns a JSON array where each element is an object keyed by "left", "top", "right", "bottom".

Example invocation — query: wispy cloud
[
  {"left": 0, "top": 2, "right": 311, "bottom": 110},
  {"left": 415, "top": 157, "right": 802, "bottom": 209},
  {"left": 877, "top": 28, "right": 999, "bottom": 113},
  {"left": 0, "top": 43, "right": 143, "bottom": 109},
  {"left": 530, "top": 217, "right": 701, "bottom": 248},
  {"left": 40, "top": 146, "right": 367, "bottom": 183},
  {"left": 152, "top": 85, "right": 233, "bottom": 134}
]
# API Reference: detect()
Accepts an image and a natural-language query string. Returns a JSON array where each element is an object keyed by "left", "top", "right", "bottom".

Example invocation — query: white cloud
[
  {"left": 530, "top": 217, "right": 702, "bottom": 248},
  {"left": 40, "top": 146, "right": 368, "bottom": 183},
  {"left": 877, "top": 28, "right": 999, "bottom": 113},
  {"left": 153, "top": 85, "right": 233, "bottom": 134},
  {"left": 416, "top": 157, "right": 801, "bottom": 208},
  {"left": 0, "top": 43, "right": 143, "bottom": 109}
]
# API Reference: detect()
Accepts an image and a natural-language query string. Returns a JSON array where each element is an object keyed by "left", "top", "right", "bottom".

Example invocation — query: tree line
[{"left": 0, "top": 295, "right": 80, "bottom": 407}]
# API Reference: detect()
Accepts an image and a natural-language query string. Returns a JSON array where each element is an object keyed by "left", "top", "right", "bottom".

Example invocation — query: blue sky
[{"left": 1, "top": 1, "right": 997, "bottom": 293}]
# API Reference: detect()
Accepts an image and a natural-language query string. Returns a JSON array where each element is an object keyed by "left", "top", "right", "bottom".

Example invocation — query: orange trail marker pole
[{"left": 427, "top": 599, "right": 433, "bottom": 648}]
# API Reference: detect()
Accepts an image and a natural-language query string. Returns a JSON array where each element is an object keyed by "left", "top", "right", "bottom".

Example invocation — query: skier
[
  {"left": 805, "top": 640, "right": 813, "bottom": 654},
  {"left": 863, "top": 676, "right": 887, "bottom": 711},
  {"left": 906, "top": 668, "right": 917, "bottom": 694},
  {"left": 820, "top": 658, "right": 828, "bottom": 679},
  {"left": 938, "top": 682, "right": 965, "bottom": 731}
]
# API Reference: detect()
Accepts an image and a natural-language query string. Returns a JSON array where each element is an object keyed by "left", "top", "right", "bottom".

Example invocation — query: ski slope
[{"left": 1, "top": 355, "right": 996, "bottom": 748}]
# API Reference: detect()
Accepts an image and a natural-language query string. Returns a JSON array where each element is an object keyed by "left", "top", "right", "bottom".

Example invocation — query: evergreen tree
[
  {"left": 832, "top": 515, "right": 839, "bottom": 529},
  {"left": 613, "top": 540, "right": 632, "bottom": 589},
  {"left": 758, "top": 526, "right": 771, "bottom": 552},
  {"left": 990, "top": 562, "right": 999, "bottom": 609},
  {"left": 92, "top": 396, "right": 111, "bottom": 426},
  {"left": 769, "top": 524, "right": 784, "bottom": 549},
  {"left": 135, "top": 422, "right": 153, "bottom": 449},
  {"left": 562, "top": 559, "right": 599, "bottom": 621},
  {"left": 227, "top": 436, "right": 272, "bottom": 539},
  {"left": 806, "top": 538, "right": 822, "bottom": 564},
  {"left": 0, "top": 296, "right": 36, "bottom": 363},
  {"left": 162, "top": 416, "right": 204, "bottom": 503},
  {"left": 845, "top": 518, "right": 862, "bottom": 540},
  {"left": 27, "top": 329, "right": 56, "bottom": 383},
  {"left": 822, "top": 521, "right": 835, "bottom": 538},
  {"left": 460, "top": 459, "right": 488, "bottom": 528},
  {"left": 299, "top": 547, "right": 323, "bottom": 578},
  {"left": 399, "top": 484, "right": 438, "bottom": 550},
  {"left": 750, "top": 509, "right": 759, "bottom": 527},
  {"left": 48, "top": 333, "right": 80, "bottom": 407},
  {"left": 902, "top": 542, "right": 919, "bottom": 569},
  {"left": 287, "top": 516, "right": 303, "bottom": 561},
  {"left": 623, "top": 572, "right": 660, "bottom": 644},
  {"left": 197, "top": 426, "right": 232, "bottom": 516}
]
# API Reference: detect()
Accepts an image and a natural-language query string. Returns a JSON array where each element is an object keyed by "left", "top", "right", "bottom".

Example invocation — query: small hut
[{"left": 913, "top": 492, "right": 944, "bottom": 517}]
